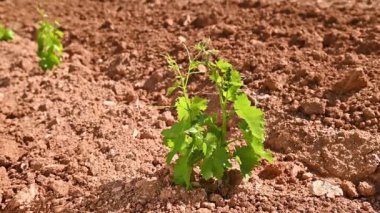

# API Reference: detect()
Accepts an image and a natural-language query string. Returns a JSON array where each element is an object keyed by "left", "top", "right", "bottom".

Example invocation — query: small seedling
[
  {"left": 0, "top": 24, "right": 15, "bottom": 41},
  {"left": 36, "top": 10, "right": 64, "bottom": 71},
  {"left": 162, "top": 41, "right": 273, "bottom": 188}
]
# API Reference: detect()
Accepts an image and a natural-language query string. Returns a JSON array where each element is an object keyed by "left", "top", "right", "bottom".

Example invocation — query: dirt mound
[{"left": 268, "top": 127, "right": 380, "bottom": 182}]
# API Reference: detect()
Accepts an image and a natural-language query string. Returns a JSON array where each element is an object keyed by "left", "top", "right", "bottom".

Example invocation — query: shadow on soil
[{"left": 70, "top": 167, "right": 246, "bottom": 212}]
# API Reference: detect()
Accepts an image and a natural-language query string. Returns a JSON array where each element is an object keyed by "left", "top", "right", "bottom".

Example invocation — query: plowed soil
[{"left": 0, "top": 0, "right": 379, "bottom": 212}]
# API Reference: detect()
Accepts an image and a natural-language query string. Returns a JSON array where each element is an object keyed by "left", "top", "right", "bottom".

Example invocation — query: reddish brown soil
[{"left": 0, "top": 0, "right": 380, "bottom": 212}]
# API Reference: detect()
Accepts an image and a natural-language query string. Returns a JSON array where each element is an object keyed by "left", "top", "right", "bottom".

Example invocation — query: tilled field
[{"left": 0, "top": 0, "right": 379, "bottom": 212}]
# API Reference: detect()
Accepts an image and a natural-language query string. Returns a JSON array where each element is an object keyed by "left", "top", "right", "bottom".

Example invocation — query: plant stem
[
  {"left": 182, "top": 44, "right": 195, "bottom": 120},
  {"left": 218, "top": 86, "right": 228, "bottom": 147}
]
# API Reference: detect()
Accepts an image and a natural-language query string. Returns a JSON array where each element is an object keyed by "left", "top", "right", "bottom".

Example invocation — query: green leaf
[
  {"left": 173, "top": 154, "right": 192, "bottom": 188},
  {"left": 176, "top": 97, "right": 190, "bottom": 121},
  {"left": 216, "top": 59, "right": 232, "bottom": 73},
  {"left": 194, "top": 41, "right": 207, "bottom": 52},
  {"left": 189, "top": 61, "right": 201, "bottom": 71},
  {"left": 176, "top": 96, "right": 207, "bottom": 121},
  {"left": 235, "top": 146, "right": 260, "bottom": 177},
  {"left": 190, "top": 96, "right": 208, "bottom": 117},
  {"left": 201, "top": 147, "right": 231, "bottom": 180},
  {"left": 226, "top": 70, "right": 242, "bottom": 101},
  {"left": 162, "top": 120, "right": 190, "bottom": 163},
  {"left": 210, "top": 69, "right": 221, "bottom": 83},
  {"left": 0, "top": 25, "right": 15, "bottom": 41},
  {"left": 173, "top": 150, "right": 203, "bottom": 189},
  {"left": 202, "top": 132, "right": 218, "bottom": 157},
  {"left": 37, "top": 21, "right": 64, "bottom": 71},
  {"left": 234, "top": 93, "right": 273, "bottom": 163},
  {"left": 165, "top": 54, "right": 180, "bottom": 72}
]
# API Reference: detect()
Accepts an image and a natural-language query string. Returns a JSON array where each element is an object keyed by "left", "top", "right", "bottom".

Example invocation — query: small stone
[
  {"left": 140, "top": 130, "right": 156, "bottom": 139},
  {"left": 41, "top": 164, "right": 67, "bottom": 175},
  {"left": 201, "top": 202, "right": 216, "bottom": 209},
  {"left": 7, "top": 184, "right": 39, "bottom": 209},
  {"left": 301, "top": 98, "right": 326, "bottom": 115},
  {"left": 0, "top": 167, "right": 10, "bottom": 188},
  {"left": 363, "top": 108, "right": 376, "bottom": 119},
  {"left": 341, "top": 53, "right": 359, "bottom": 65},
  {"left": 48, "top": 180, "right": 70, "bottom": 197},
  {"left": 160, "top": 111, "right": 175, "bottom": 126},
  {"left": 166, "top": 202, "right": 172, "bottom": 210},
  {"left": 197, "top": 208, "right": 212, "bottom": 213},
  {"left": 0, "top": 139, "right": 26, "bottom": 167},
  {"left": 219, "top": 24, "right": 236, "bottom": 37},
  {"left": 132, "top": 129, "right": 140, "bottom": 138},
  {"left": 332, "top": 69, "right": 368, "bottom": 94},
  {"left": 263, "top": 75, "right": 285, "bottom": 91},
  {"left": 22, "top": 135, "right": 34, "bottom": 144},
  {"left": 69, "top": 185, "right": 83, "bottom": 197},
  {"left": 259, "top": 164, "right": 284, "bottom": 179},
  {"left": 198, "top": 64, "right": 207, "bottom": 73},
  {"left": 357, "top": 181, "right": 376, "bottom": 197},
  {"left": 52, "top": 205, "right": 66, "bottom": 213},
  {"left": 310, "top": 180, "right": 343, "bottom": 198},
  {"left": 192, "top": 13, "right": 217, "bottom": 28},
  {"left": 290, "top": 165, "right": 304, "bottom": 178},
  {"left": 112, "top": 83, "right": 137, "bottom": 103},
  {"left": 103, "top": 100, "right": 117, "bottom": 107},
  {"left": 165, "top": 18, "right": 174, "bottom": 27},
  {"left": 178, "top": 36, "right": 186, "bottom": 43},
  {"left": 209, "top": 193, "right": 225, "bottom": 207},
  {"left": 372, "top": 93, "right": 380, "bottom": 102},
  {"left": 99, "top": 20, "right": 113, "bottom": 30},
  {"left": 301, "top": 172, "right": 313, "bottom": 180},
  {"left": 340, "top": 180, "right": 359, "bottom": 198}
]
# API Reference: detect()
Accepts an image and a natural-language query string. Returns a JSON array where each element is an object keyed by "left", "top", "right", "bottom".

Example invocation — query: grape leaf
[
  {"left": 162, "top": 120, "right": 190, "bottom": 163},
  {"left": 173, "top": 153, "right": 192, "bottom": 188},
  {"left": 226, "top": 69, "right": 242, "bottom": 101},
  {"left": 234, "top": 93, "right": 273, "bottom": 163},
  {"left": 216, "top": 59, "right": 232, "bottom": 72},
  {"left": 176, "top": 96, "right": 207, "bottom": 121},
  {"left": 174, "top": 149, "right": 204, "bottom": 189},
  {"left": 201, "top": 147, "right": 231, "bottom": 180},
  {"left": 202, "top": 132, "right": 218, "bottom": 157},
  {"left": 235, "top": 146, "right": 260, "bottom": 177}
]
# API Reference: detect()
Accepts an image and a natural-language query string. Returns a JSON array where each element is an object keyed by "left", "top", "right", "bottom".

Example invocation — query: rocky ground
[{"left": 0, "top": 0, "right": 379, "bottom": 212}]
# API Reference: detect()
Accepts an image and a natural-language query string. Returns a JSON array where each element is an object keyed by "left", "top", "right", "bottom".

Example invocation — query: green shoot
[
  {"left": 0, "top": 24, "right": 15, "bottom": 41},
  {"left": 36, "top": 10, "right": 64, "bottom": 71},
  {"left": 162, "top": 41, "right": 273, "bottom": 189}
]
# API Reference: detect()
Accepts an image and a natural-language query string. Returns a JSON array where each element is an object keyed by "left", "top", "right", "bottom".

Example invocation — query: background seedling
[
  {"left": 36, "top": 9, "right": 64, "bottom": 71},
  {"left": 162, "top": 41, "right": 273, "bottom": 189},
  {"left": 0, "top": 24, "right": 15, "bottom": 41}
]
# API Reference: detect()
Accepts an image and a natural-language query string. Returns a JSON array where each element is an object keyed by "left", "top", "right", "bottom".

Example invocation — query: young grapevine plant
[
  {"left": 36, "top": 12, "right": 64, "bottom": 71},
  {"left": 0, "top": 24, "right": 14, "bottom": 41},
  {"left": 162, "top": 42, "right": 273, "bottom": 189}
]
